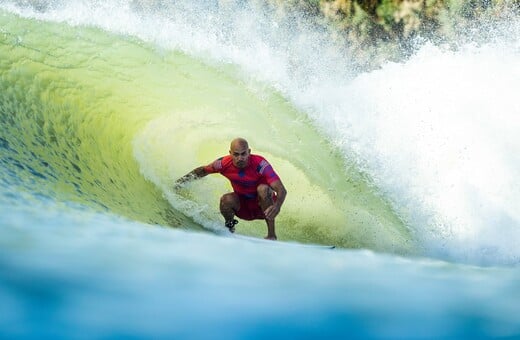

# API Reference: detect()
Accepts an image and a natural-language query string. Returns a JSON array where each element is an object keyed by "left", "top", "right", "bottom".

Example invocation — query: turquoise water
[{"left": 1, "top": 1, "right": 519, "bottom": 339}]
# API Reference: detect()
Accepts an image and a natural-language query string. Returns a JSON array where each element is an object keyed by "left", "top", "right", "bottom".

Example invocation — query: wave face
[
  {"left": 0, "top": 6, "right": 414, "bottom": 253},
  {"left": 1, "top": 1, "right": 519, "bottom": 339}
]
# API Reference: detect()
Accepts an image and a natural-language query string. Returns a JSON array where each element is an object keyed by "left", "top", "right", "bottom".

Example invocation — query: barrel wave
[{"left": 0, "top": 11, "right": 413, "bottom": 253}]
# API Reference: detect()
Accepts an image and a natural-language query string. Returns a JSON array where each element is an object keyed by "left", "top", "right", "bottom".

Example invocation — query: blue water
[
  {"left": 1, "top": 1, "right": 519, "bottom": 339},
  {"left": 2, "top": 198, "right": 519, "bottom": 339}
]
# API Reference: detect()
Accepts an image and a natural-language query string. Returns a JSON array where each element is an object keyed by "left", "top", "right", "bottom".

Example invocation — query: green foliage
[
  {"left": 299, "top": 0, "right": 518, "bottom": 69},
  {"left": 376, "top": 0, "right": 400, "bottom": 27}
]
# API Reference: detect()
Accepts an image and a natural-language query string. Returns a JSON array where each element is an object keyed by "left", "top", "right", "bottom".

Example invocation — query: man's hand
[
  {"left": 173, "top": 180, "right": 183, "bottom": 191},
  {"left": 264, "top": 180, "right": 286, "bottom": 221},
  {"left": 264, "top": 204, "right": 280, "bottom": 221},
  {"left": 174, "top": 166, "right": 208, "bottom": 190}
]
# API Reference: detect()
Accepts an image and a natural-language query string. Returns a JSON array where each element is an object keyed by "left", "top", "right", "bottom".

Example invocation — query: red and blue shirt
[{"left": 204, "top": 154, "right": 280, "bottom": 199}]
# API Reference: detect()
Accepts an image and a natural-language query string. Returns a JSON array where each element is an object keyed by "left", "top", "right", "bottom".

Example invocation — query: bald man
[{"left": 175, "top": 138, "right": 286, "bottom": 240}]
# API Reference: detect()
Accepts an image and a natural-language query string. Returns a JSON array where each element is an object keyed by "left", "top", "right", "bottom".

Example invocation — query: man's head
[{"left": 229, "top": 138, "right": 251, "bottom": 169}]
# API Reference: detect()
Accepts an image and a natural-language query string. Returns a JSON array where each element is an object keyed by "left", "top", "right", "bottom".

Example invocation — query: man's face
[{"left": 230, "top": 143, "right": 251, "bottom": 169}]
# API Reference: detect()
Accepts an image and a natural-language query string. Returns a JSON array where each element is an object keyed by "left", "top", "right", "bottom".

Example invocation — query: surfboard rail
[{"left": 231, "top": 233, "right": 335, "bottom": 249}]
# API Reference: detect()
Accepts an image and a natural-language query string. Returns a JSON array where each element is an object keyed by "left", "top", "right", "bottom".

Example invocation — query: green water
[{"left": 0, "top": 11, "right": 415, "bottom": 253}]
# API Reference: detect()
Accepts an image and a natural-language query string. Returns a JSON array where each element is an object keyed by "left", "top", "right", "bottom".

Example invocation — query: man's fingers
[
  {"left": 264, "top": 206, "right": 278, "bottom": 220},
  {"left": 264, "top": 207, "right": 272, "bottom": 220}
]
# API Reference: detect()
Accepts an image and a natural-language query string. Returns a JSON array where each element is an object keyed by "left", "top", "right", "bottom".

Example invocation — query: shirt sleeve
[
  {"left": 258, "top": 159, "right": 280, "bottom": 185},
  {"left": 203, "top": 157, "right": 224, "bottom": 174}
]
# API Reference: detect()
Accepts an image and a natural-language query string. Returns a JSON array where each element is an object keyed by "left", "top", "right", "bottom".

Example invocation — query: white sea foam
[{"left": 307, "top": 43, "right": 520, "bottom": 265}]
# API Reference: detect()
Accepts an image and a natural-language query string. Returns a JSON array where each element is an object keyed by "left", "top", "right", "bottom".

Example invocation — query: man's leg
[
  {"left": 220, "top": 192, "right": 240, "bottom": 232},
  {"left": 257, "top": 184, "right": 277, "bottom": 240}
]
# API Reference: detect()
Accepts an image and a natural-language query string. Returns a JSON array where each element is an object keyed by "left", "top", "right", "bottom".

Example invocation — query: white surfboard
[{"left": 231, "top": 233, "right": 335, "bottom": 249}]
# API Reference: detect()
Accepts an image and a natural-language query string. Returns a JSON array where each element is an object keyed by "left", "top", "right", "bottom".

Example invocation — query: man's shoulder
[
  {"left": 249, "top": 154, "right": 275, "bottom": 175},
  {"left": 218, "top": 155, "right": 233, "bottom": 166},
  {"left": 250, "top": 154, "right": 268, "bottom": 164},
  {"left": 207, "top": 155, "right": 232, "bottom": 172},
  {"left": 218, "top": 155, "right": 232, "bottom": 161},
  {"left": 217, "top": 155, "right": 233, "bottom": 166}
]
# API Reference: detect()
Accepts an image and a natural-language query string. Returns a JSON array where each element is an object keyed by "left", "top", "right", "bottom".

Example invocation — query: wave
[
  {"left": 0, "top": 10, "right": 414, "bottom": 254},
  {"left": 1, "top": 1, "right": 519, "bottom": 265}
]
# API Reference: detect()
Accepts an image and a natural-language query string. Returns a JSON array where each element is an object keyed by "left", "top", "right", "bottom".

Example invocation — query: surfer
[{"left": 175, "top": 138, "right": 287, "bottom": 240}]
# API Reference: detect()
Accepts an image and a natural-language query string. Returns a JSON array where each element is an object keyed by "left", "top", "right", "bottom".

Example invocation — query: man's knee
[
  {"left": 257, "top": 184, "right": 272, "bottom": 199},
  {"left": 220, "top": 193, "right": 239, "bottom": 209}
]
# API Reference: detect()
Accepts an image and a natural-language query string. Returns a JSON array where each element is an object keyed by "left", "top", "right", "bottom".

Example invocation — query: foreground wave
[{"left": 1, "top": 198, "right": 519, "bottom": 339}]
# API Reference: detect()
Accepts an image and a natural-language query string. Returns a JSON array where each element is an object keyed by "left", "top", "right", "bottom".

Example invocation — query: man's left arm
[{"left": 264, "top": 179, "right": 287, "bottom": 221}]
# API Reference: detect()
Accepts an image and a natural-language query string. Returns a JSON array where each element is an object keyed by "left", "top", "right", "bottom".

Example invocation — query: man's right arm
[{"left": 174, "top": 166, "right": 208, "bottom": 189}]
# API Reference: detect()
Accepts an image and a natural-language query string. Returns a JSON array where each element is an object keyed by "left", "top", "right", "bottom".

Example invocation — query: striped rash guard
[{"left": 203, "top": 154, "right": 280, "bottom": 199}]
